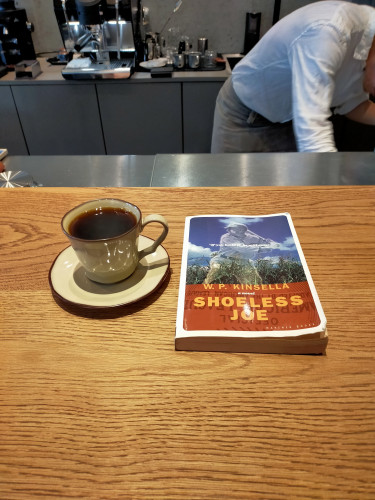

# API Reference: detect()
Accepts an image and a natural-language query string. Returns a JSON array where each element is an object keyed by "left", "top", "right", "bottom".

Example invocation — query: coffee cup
[
  {"left": 172, "top": 52, "right": 185, "bottom": 69},
  {"left": 188, "top": 51, "right": 201, "bottom": 69},
  {"left": 61, "top": 199, "right": 169, "bottom": 284}
]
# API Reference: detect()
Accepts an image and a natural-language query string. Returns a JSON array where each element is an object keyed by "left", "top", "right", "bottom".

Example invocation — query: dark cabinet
[
  {"left": 0, "top": 86, "right": 28, "bottom": 154},
  {"left": 97, "top": 82, "right": 183, "bottom": 154},
  {"left": 2, "top": 79, "right": 224, "bottom": 155},
  {"left": 182, "top": 82, "right": 223, "bottom": 153},
  {"left": 11, "top": 84, "right": 105, "bottom": 155}
]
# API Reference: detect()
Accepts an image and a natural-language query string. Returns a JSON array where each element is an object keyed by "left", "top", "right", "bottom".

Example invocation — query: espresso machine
[
  {"left": 0, "top": 0, "right": 36, "bottom": 70},
  {"left": 53, "top": 0, "right": 140, "bottom": 79}
]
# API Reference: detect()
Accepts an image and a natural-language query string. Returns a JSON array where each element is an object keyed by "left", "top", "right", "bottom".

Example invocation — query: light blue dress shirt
[{"left": 232, "top": 1, "right": 375, "bottom": 152}]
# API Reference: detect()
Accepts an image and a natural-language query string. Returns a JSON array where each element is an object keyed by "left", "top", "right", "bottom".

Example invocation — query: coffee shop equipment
[
  {"left": 243, "top": 12, "right": 261, "bottom": 54},
  {"left": 203, "top": 49, "right": 216, "bottom": 68},
  {"left": 197, "top": 37, "right": 208, "bottom": 55},
  {"left": 53, "top": 0, "right": 142, "bottom": 79},
  {"left": 0, "top": 0, "right": 36, "bottom": 70},
  {"left": 0, "top": 170, "right": 35, "bottom": 188},
  {"left": 172, "top": 52, "right": 184, "bottom": 69},
  {"left": 187, "top": 51, "right": 200, "bottom": 69},
  {"left": 144, "top": 31, "right": 161, "bottom": 61},
  {"left": 15, "top": 59, "right": 41, "bottom": 79}
]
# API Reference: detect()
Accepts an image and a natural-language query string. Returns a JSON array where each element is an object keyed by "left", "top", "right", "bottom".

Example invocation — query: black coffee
[{"left": 69, "top": 207, "right": 137, "bottom": 240}]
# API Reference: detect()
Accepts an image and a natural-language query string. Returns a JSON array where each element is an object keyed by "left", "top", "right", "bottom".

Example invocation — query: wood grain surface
[{"left": 1, "top": 186, "right": 375, "bottom": 500}]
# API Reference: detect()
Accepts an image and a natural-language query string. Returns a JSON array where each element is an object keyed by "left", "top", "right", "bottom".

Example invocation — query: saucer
[
  {"left": 49, "top": 235, "right": 170, "bottom": 309},
  {"left": 139, "top": 58, "right": 168, "bottom": 70}
]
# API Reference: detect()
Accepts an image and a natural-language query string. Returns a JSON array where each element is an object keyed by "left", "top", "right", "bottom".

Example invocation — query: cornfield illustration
[{"left": 186, "top": 256, "right": 306, "bottom": 285}]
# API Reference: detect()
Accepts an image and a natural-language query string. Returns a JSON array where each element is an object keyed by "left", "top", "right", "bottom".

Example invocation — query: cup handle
[{"left": 138, "top": 214, "right": 169, "bottom": 260}]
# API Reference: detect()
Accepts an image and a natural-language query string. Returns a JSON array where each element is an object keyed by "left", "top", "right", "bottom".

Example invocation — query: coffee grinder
[{"left": 0, "top": 0, "right": 35, "bottom": 70}]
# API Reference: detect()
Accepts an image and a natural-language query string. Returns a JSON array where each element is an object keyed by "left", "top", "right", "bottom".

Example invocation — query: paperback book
[{"left": 175, "top": 213, "right": 328, "bottom": 354}]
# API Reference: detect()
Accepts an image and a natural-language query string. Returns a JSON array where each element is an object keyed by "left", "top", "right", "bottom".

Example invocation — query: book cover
[{"left": 175, "top": 213, "right": 328, "bottom": 354}]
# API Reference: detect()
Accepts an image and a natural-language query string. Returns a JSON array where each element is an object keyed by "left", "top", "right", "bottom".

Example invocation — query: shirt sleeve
[{"left": 289, "top": 24, "right": 347, "bottom": 152}]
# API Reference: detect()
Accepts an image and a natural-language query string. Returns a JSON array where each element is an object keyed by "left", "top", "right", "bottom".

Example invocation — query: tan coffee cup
[{"left": 61, "top": 199, "right": 168, "bottom": 284}]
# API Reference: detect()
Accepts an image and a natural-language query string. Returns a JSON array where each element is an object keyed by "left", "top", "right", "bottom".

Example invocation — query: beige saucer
[{"left": 49, "top": 235, "right": 170, "bottom": 309}]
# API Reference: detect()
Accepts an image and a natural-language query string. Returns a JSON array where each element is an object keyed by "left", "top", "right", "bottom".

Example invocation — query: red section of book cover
[{"left": 183, "top": 281, "right": 321, "bottom": 332}]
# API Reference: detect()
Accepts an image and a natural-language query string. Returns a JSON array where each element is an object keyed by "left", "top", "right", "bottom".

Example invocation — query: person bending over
[{"left": 211, "top": 1, "right": 375, "bottom": 153}]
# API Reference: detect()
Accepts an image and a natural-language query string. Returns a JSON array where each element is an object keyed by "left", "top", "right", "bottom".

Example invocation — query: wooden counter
[{"left": 1, "top": 186, "right": 375, "bottom": 499}]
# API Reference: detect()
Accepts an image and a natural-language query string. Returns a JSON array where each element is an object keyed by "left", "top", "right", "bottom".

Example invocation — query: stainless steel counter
[
  {"left": 152, "top": 153, "right": 375, "bottom": 186},
  {"left": 3, "top": 152, "right": 374, "bottom": 187},
  {"left": 2, "top": 155, "right": 154, "bottom": 187}
]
